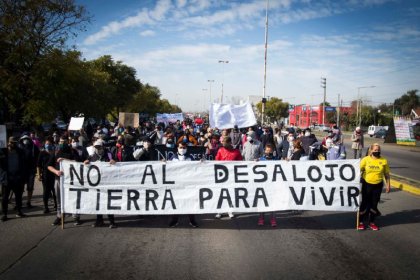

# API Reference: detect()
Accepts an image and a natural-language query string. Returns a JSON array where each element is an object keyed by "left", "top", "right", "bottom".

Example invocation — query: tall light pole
[
  {"left": 202, "top": 89, "right": 207, "bottom": 112},
  {"left": 261, "top": 0, "right": 269, "bottom": 125},
  {"left": 218, "top": 60, "right": 229, "bottom": 103},
  {"left": 207, "top": 80, "right": 214, "bottom": 105},
  {"left": 321, "top": 77, "right": 326, "bottom": 125},
  {"left": 357, "top": 86, "right": 375, "bottom": 126}
]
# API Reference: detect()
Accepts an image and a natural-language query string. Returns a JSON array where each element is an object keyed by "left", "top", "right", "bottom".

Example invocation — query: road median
[{"left": 390, "top": 173, "right": 420, "bottom": 195}]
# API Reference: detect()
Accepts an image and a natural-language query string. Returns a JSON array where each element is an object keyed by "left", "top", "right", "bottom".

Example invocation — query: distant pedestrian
[{"left": 351, "top": 127, "right": 364, "bottom": 159}]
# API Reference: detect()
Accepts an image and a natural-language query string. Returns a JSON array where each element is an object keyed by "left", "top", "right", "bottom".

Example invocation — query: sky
[{"left": 74, "top": 0, "right": 420, "bottom": 112}]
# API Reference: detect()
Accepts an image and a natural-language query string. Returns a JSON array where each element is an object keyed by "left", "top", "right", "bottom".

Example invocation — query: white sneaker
[
  {"left": 228, "top": 212, "right": 234, "bottom": 218},
  {"left": 215, "top": 213, "right": 221, "bottom": 219}
]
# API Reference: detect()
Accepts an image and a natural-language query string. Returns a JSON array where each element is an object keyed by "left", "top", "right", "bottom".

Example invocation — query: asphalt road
[{"left": 0, "top": 181, "right": 419, "bottom": 280}]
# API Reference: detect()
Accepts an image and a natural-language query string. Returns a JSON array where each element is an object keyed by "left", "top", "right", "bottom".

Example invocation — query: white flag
[{"left": 209, "top": 103, "right": 257, "bottom": 129}]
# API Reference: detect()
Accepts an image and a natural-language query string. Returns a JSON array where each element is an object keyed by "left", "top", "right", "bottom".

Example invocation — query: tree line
[{"left": 0, "top": 0, "right": 180, "bottom": 127}]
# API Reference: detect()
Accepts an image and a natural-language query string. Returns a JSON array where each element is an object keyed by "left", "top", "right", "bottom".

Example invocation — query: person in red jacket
[
  {"left": 215, "top": 136, "right": 243, "bottom": 161},
  {"left": 215, "top": 136, "right": 242, "bottom": 219}
]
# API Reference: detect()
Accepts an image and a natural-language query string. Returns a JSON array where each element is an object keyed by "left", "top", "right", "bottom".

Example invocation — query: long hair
[{"left": 367, "top": 143, "right": 381, "bottom": 156}]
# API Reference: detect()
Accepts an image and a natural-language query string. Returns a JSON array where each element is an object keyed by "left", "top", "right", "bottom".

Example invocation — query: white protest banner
[
  {"left": 119, "top": 112, "right": 140, "bottom": 128},
  {"left": 68, "top": 117, "right": 85, "bottom": 131},
  {"left": 156, "top": 113, "right": 184, "bottom": 124},
  {"left": 209, "top": 103, "right": 257, "bottom": 129},
  {"left": 0, "top": 125, "right": 6, "bottom": 148},
  {"left": 61, "top": 160, "right": 361, "bottom": 215}
]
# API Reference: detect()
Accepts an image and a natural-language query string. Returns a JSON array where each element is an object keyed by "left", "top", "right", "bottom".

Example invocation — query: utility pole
[
  {"left": 207, "top": 80, "right": 214, "bottom": 105},
  {"left": 321, "top": 77, "right": 326, "bottom": 125},
  {"left": 218, "top": 60, "right": 229, "bottom": 103},
  {"left": 261, "top": 0, "right": 269, "bottom": 125},
  {"left": 337, "top": 94, "right": 340, "bottom": 126}
]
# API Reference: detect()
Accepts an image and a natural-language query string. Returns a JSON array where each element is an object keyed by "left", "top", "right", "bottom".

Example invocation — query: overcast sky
[{"left": 74, "top": 0, "right": 420, "bottom": 112}]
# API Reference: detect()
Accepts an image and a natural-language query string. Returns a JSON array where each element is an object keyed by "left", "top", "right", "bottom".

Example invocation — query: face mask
[
  {"left": 71, "top": 143, "right": 78, "bottom": 148},
  {"left": 326, "top": 140, "right": 332, "bottom": 148},
  {"left": 95, "top": 147, "right": 104, "bottom": 155},
  {"left": 372, "top": 151, "right": 380, "bottom": 158},
  {"left": 116, "top": 143, "right": 122, "bottom": 148},
  {"left": 45, "top": 144, "right": 53, "bottom": 151},
  {"left": 246, "top": 136, "right": 252, "bottom": 142},
  {"left": 265, "top": 153, "right": 273, "bottom": 158},
  {"left": 23, "top": 139, "right": 30, "bottom": 145},
  {"left": 305, "top": 132, "right": 311, "bottom": 137},
  {"left": 166, "top": 143, "right": 174, "bottom": 148},
  {"left": 143, "top": 142, "right": 151, "bottom": 149},
  {"left": 178, "top": 148, "right": 187, "bottom": 155},
  {"left": 288, "top": 136, "right": 294, "bottom": 142}
]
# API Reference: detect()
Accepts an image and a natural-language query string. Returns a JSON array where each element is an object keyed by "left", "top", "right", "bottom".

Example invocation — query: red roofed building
[{"left": 288, "top": 104, "right": 352, "bottom": 127}]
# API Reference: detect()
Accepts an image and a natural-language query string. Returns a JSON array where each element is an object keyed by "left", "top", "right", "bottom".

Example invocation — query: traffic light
[{"left": 321, "top": 77, "right": 326, "bottom": 88}]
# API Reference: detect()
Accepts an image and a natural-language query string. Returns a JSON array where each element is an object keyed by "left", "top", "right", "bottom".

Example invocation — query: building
[{"left": 288, "top": 104, "right": 352, "bottom": 128}]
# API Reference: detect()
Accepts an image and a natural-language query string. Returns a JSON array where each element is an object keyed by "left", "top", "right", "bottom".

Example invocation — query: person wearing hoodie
[
  {"left": 241, "top": 131, "right": 264, "bottom": 161},
  {"left": 19, "top": 133, "right": 40, "bottom": 208}
]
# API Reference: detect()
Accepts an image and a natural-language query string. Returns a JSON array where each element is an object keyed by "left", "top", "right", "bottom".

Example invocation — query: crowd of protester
[{"left": 0, "top": 118, "right": 389, "bottom": 231}]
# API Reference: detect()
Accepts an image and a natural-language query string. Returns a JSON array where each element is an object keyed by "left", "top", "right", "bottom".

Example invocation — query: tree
[
  {"left": 0, "top": 0, "right": 90, "bottom": 123},
  {"left": 256, "top": 97, "right": 289, "bottom": 123},
  {"left": 394, "top": 90, "right": 419, "bottom": 116},
  {"left": 87, "top": 55, "right": 141, "bottom": 120}
]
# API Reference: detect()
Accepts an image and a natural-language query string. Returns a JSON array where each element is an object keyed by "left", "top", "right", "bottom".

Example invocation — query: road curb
[{"left": 390, "top": 175, "right": 420, "bottom": 196}]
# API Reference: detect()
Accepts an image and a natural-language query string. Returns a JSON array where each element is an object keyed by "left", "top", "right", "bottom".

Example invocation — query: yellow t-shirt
[{"left": 360, "top": 156, "right": 390, "bottom": 184}]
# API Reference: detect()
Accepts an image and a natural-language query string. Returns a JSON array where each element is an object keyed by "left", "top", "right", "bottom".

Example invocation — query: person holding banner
[
  {"left": 215, "top": 136, "right": 243, "bottom": 219},
  {"left": 48, "top": 136, "right": 76, "bottom": 226},
  {"left": 358, "top": 143, "right": 391, "bottom": 231},
  {"left": 257, "top": 143, "right": 278, "bottom": 227},
  {"left": 84, "top": 139, "right": 118, "bottom": 229},
  {"left": 168, "top": 142, "right": 199, "bottom": 228}
]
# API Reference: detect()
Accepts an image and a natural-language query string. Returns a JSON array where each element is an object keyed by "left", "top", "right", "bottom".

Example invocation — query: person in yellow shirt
[{"left": 358, "top": 143, "right": 391, "bottom": 231}]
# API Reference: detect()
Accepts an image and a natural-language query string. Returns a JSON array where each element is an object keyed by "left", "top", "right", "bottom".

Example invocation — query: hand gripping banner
[{"left": 60, "top": 159, "right": 361, "bottom": 215}]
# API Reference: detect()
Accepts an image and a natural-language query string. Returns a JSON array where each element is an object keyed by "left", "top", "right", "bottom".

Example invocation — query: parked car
[
  {"left": 374, "top": 128, "right": 387, "bottom": 139},
  {"left": 368, "top": 125, "right": 387, "bottom": 137},
  {"left": 56, "top": 120, "right": 68, "bottom": 130}
]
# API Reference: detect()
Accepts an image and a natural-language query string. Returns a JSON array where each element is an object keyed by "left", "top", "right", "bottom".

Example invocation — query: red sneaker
[
  {"left": 258, "top": 216, "right": 264, "bottom": 226},
  {"left": 369, "top": 223, "right": 379, "bottom": 231},
  {"left": 357, "top": 223, "right": 365, "bottom": 230},
  {"left": 270, "top": 217, "right": 277, "bottom": 227}
]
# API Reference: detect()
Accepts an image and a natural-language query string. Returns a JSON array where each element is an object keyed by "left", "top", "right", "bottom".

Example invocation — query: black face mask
[
  {"left": 372, "top": 151, "right": 381, "bottom": 158},
  {"left": 265, "top": 153, "right": 273, "bottom": 159}
]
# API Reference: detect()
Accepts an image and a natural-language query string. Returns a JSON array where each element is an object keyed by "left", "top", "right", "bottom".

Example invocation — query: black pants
[
  {"left": 42, "top": 177, "right": 57, "bottom": 210},
  {"left": 359, "top": 181, "right": 383, "bottom": 223},
  {"left": 1, "top": 181, "right": 24, "bottom": 216},
  {"left": 171, "top": 215, "right": 196, "bottom": 223},
  {"left": 96, "top": 214, "right": 115, "bottom": 224}
]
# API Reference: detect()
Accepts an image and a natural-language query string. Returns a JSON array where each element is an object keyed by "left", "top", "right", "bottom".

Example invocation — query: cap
[{"left": 20, "top": 134, "right": 31, "bottom": 140}]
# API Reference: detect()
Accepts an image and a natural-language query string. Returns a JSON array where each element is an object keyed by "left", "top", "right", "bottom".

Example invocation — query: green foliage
[
  {"left": 394, "top": 90, "right": 419, "bottom": 116},
  {"left": 256, "top": 97, "right": 289, "bottom": 123},
  {"left": 0, "top": 0, "right": 91, "bottom": 123}
]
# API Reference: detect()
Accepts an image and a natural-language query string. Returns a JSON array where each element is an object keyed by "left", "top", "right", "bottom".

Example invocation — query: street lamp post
[
  {"left": 218, "top": 60, "right": 229, "bottom": 103},
  {"left": 357, "top": 85, "right": 375, "bottom": 126},
  {"left": 207, "top": 80, "right": 214, "bottom": 105}
]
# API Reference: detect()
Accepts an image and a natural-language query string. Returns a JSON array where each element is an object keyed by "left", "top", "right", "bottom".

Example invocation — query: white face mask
[
  {"left": 246, "top": 136, "right": 252, "bottom": 142},
  {"left": 71, "top": 142, "right": 78, "bottom": 148},
  {"left": 178, "top": 148, "right": 187, "bottom": 155},
  {"left": 23, "top": 139, "right": 30, "bottom": 145},
  {"left": 288, "top": 136, "right": 294, "bottom": 142},
  {"left": 326, "top": 139, "right": 333, "bottom": 148},
  {"left": 305, "top": 132, "right": 311, "bottom": 137}
]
